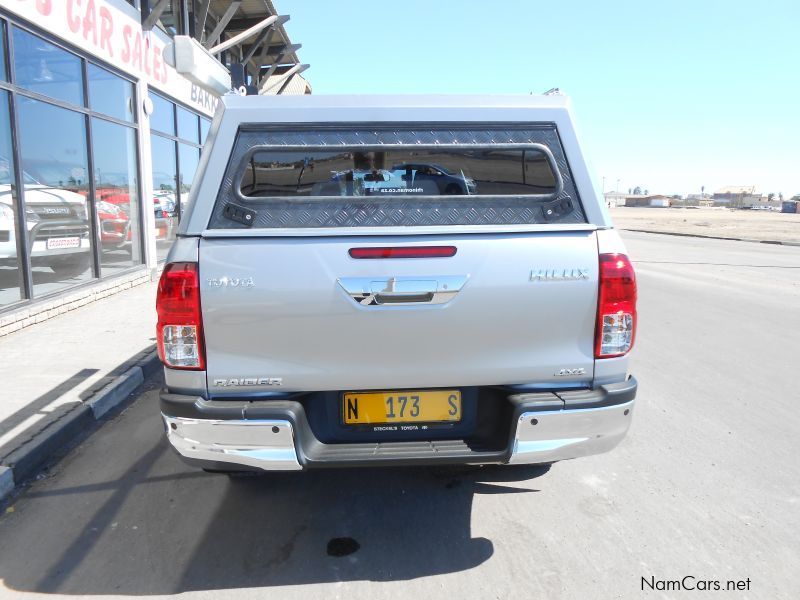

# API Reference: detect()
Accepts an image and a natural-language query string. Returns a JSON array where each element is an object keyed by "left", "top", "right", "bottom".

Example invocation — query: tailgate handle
[
  {"left": 374, "top": 291, "right": 435, "bottom": 304},
  {"left": 338, "top": 276, "right": 468, "bottom": 306}
]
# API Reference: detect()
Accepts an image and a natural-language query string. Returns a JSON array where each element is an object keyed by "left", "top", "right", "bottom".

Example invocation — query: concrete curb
[
  {"left": 87, "top": 367, "right": 145, "bottom": 419},
  {"left": 0, "top": 466, "right": 12, "bottom": 500},
  {"left": 0, "top": 347, "right": 159, "bottom": 505},
  {"left": 622, "top": 228, "right": 800, "bottom": 246}
]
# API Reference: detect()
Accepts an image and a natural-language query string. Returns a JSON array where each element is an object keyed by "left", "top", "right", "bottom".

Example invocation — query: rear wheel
[{"left": 49, "top": 254, "right": 92, "bottom": 277}]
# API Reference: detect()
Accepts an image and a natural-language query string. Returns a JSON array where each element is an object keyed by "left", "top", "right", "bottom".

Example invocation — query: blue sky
[{"left": 283, "top": 0, "right": 799, "bottom": 197}]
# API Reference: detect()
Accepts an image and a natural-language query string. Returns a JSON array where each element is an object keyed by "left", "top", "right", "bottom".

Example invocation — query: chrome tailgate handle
[{"left": 338, "top": 276, "right": 468, "bottom": 306}]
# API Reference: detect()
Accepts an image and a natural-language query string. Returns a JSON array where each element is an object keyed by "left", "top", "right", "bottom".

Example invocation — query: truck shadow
[
  {"left": 175, "top": 463, "right": 548, "bottom": 592},
  {"left": 0, "top": 399, "right": 550, "bottom": 595}
]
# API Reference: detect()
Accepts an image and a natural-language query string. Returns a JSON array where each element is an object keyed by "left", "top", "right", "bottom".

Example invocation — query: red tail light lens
[
  {"left": 156, "top": 262, "right": 205, "bottom": 370},
  {"left": 349, "top": 246, "right": 457, "bottom": 259},
  {"left": 595, "top": 253, "right": 637, "bottom": 358}
]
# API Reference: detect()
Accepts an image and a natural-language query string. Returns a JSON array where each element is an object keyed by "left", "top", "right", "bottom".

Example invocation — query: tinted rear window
[
  {"left": 208, "top": 125, "right": 586, "bottom": 230},
  {"left": 240, "top": 148, "right": 557, "bottom": 198}
]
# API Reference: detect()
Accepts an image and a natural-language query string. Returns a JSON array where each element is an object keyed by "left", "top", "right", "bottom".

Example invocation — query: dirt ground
[{"left": 610, "top": 206, "right": 800, "bottom": 244}]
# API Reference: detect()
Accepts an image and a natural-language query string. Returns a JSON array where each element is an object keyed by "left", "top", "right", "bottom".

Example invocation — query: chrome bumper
[
  {"left": 508, "top": 399, "right": 634, "bottom": 464},
  {"left": 162, "top": 397, "right": 634, "bottom": 471},
  {"left": 164, "top": 416, "right": 302, "bottom": 471}
]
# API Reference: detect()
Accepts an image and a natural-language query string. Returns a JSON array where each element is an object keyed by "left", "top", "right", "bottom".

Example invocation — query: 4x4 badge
[
  {"left": 213, "top": 378, "right": 282, "bottom": 387},
  {"left": 206, "top": 276, "right": 255, "bottom": 288}
]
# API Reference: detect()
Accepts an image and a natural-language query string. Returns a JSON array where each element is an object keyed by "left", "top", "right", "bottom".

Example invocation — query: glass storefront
[
  {"left": 12, "top": 27, "right": 84, "bottom": 107},
  {"left": 0, "top": 16, "right": 211, "bottom": 312},
  {"left": 17, "top": 97, "right": 94, "bottom": 296},
  {"left": 150, "top": 134, "right": 177, "bottom": 262},
  {"left": 88, "top": 64, "right": 135, "bottom": 123},
  {"left": 91, "top": 117, "right": 141, "bottom": 275},
  {"left": 0, "top": 90, "right": 21, "bottom": 308},
  {"left": 150, "top": 92, "right": 209, "bottom": 261}
]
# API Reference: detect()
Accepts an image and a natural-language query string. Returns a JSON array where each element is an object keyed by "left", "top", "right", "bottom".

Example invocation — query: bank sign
[{"left": 4, "top": 0, "right": 219, "bottom": 116}]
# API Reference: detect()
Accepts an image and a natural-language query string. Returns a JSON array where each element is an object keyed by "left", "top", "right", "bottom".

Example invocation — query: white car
[{"left": 0, "top": 173, "right": 92, "bottom": 276}]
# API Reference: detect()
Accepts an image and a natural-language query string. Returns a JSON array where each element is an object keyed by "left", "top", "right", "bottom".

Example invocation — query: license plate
[
  {"left": 46, "top": 236, "right": 80, "bottom": 250},
  {"left": 342, "top": 390, "right": 461, "bottom": 425}
]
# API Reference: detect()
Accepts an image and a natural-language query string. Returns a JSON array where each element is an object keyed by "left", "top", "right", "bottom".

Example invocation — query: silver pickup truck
[{"left": 157, "top": 94, "right": 638, "bottom": 474}]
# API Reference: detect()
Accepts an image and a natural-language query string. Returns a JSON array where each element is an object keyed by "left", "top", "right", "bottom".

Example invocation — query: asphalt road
[{"left": 1, "top": 231, "right": 798, "bottom": 599}]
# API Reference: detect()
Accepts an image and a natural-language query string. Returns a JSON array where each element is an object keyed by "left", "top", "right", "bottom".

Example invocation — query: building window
[
  {"left": 0, "top": 23, "right": 7, "bottom": 82},
  {"left": 200, "top": 118, "right": 211, "bottom": 143},
  {"left": 12, "top": 27, "right": 83, "bottom": 108},
  {"left": 0, "top": 91, "right": 22, "bottom": 308},
  {"left": 176, "top": 105, "right": 199, "bottom": 144},
  {"left": 88, "top": 64, "right": 135, "bottom": 123},
  {"left": 149, "top": 93, "right": 175, "bottom": 135},
  {"left": 149, "top": 93, "right": 205, "bottom": 261},
  {"left": 177, "top": 143, "right": 199, "bottom": 205},
  {"left": 91, "top": 117, "right": 141, "bottom": 275},
  {"left": 150, "top": 135, "right": 177, "bottom": 262},
  {"left": 17, "top": 97, "right": 94, "bottom": 297}
]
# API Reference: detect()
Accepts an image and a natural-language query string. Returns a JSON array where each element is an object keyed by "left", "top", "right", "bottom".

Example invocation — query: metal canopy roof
[
  {"left": 206, "top": 0, "right": 299, "bottom": 64},
  {"left": 142, "top": 0, "right": 309, "bottom": 94}
]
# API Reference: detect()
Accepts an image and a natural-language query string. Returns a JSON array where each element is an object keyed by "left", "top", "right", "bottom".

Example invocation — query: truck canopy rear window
[
  {"left": 240, "top": 148, "right": 557, "bottom": 198},
  {"left": 208, "top": 125, "right": 586, "bottom": 230}
]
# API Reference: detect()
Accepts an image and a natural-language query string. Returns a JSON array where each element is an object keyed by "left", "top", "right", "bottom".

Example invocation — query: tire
[
  {"left": 49, "top": 254, "right": 92, "bottom": 277},
  {"left": 444, "top": 184, "right": 462, "bottom": 195}
]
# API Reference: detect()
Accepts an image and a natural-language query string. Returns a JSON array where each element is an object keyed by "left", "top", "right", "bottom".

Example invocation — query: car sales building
[{"left": 0, "top": 0, "right": 308, "bottom": 328}]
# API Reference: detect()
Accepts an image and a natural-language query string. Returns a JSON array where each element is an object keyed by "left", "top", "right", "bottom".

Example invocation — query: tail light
[
  {"left": 156, "top": 262, "right": 205, "bottom": 370},
  {"left": 595, "top": 253, "right": 637, "bottom": 358},
  {"left": 349, "top": 246, "right": 457, "bottom": 259}
]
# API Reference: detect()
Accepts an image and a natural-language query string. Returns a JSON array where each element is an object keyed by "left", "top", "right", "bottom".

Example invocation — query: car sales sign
[{"left": 6, "top": 0, "right": 218, "bottom": 116}]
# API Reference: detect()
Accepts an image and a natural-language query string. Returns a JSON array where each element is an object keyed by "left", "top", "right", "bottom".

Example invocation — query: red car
[{"left": 94, "top": 190, "right": 169, "bottom": 248}]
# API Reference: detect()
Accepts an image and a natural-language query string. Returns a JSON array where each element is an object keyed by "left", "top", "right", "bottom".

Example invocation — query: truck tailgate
[{"left": 200, "top": 231, "right": 598, "bottom": 394}]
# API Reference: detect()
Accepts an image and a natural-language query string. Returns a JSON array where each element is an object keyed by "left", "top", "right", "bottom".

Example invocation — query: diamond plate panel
[{"left": 208, "top": 125, "right": 586, "bottom": 229}]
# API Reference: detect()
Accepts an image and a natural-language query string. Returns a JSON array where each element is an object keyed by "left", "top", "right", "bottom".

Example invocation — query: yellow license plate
[{"left": 342, "top": 390, "right": 461, "bottom": 425}]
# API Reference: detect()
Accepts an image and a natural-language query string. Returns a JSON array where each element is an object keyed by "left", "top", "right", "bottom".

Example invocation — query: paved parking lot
[{"left": 0, "top": 231, "right": 798, "bottom": 599}]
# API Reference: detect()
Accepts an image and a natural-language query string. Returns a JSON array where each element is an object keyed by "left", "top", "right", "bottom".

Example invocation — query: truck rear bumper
[{"left": 161, "top": 377, "right": 636, "bottom": 471}]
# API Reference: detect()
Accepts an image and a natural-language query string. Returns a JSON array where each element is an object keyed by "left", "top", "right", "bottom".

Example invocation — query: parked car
[
  {"left": 0, "top": 169, "right": 92, "bottom": 276},
  {"left": 157, "top": 95, "right": 638, "bottom": 474},
  {"left": 95, "top": 198, "right": 169, "bottom": 248},
  {"left": 153, "top": 191, "right": 177, "bottom": 217},
  {"left": 390, "top": 163, "right": 477, "bottom": 194}
]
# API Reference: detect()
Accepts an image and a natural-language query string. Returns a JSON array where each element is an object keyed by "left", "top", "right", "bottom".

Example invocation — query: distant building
[
  {"left": 623, "top": 195, "right": 671, "bottom": 208},
  {"left": 713, "top": 186, "right": 760, "bottom": 207},
  {"left": 603, "top": 191, "right": 627, "bottom": 207}
]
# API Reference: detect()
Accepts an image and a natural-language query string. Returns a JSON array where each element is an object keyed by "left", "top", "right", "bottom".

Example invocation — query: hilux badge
[{"left": 531, "top": 268, "right": 590, "bottom": 282}]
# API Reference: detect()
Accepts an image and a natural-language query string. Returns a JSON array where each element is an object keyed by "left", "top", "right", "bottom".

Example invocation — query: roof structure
[
  {"left": 141, "top": 0, "right": 310, "bottom": 95},
  {"left": 715, "top": 186, "right": 757, "bottom": 195}
]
